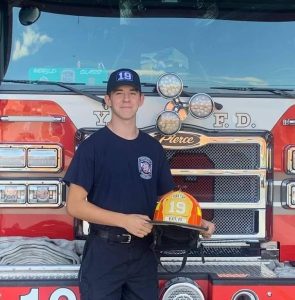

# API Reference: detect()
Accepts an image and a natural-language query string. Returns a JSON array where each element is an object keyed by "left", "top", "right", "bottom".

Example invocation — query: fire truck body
[{"left": 1, "top": 1, "right": 295, "bottom": 299}]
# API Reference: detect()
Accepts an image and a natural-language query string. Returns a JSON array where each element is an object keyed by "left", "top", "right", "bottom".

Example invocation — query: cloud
[
  {"left": 217, "top": 76, "right": 267, "bottom": 86},
  {"left": 12, "top": 27, "right": 53, "bottom": 61}
]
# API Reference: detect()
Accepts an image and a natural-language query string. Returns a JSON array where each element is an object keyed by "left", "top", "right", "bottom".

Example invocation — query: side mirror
[{"left": 19, "top": 7, "right": 41, "bottom": 26}]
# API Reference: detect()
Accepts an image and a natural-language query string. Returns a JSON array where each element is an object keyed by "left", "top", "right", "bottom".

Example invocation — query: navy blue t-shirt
[{"left": 64, "top": 126, "right": 175, "bottom": 224}]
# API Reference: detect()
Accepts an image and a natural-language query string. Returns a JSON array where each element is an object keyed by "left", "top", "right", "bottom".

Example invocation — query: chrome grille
[
  {"left": 215, "top": 176, "right": 260, "bottom": 203},
  {"left": 166, "top": 143, "right": 261, "bottom": 169},
  {"left": 166, "top": 289, "right": 202, "bottom": 300},
  {"left": 161, "top": 246, "right": 258, "bottom": 258},
  {"left": 190, "top": 245, "right": 259, "bottom": 257},
  {"left": 202, "top": 209, "right": 257, "bottom": 235},
  {"left": 151, "top": 127, "right": 270, "bottom": 241},
  {"left": 174, "top": 175, "right": 260, "bottom": 203}
]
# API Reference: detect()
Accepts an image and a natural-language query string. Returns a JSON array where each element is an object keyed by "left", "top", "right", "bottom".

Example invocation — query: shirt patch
[{"left": 138, "top": 156, "right": 152, "bottom": 179}]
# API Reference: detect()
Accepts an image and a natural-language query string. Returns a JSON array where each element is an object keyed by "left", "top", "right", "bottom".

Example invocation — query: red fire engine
[{"left": 1, "top": 1, "right": 295, "bottom": 299}]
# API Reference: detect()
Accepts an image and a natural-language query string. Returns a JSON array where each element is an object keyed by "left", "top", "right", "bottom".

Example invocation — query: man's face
[{"left": 104, "top": 85, "right": 144, "bottom": 121}]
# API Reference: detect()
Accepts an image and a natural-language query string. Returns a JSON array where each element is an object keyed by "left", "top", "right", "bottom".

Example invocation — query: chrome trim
[
  {"left": 0, "top": 115, "right": 65, "bottom": 122},
  {"left": 283, "top": 119, "right": 295, "bottom": 126},
  {"left": 82, "top": 220, "right": 90, "bottom": 235},
  {"left": 199, "top": 203, "right": 265, "bottom": 209},
  {"left": 161, "top": 278, "right": 205, "bottom": 300},
  {"left": 151, "top": 131, "right": 268, "bottom": 168},
  {"left": 159, "top": 259, "right": 276, "bottom": 278},
  {"left": 267, "top": 145, "right": 272, "bottom": 170},
  {"left": 0, "top": 265, "right": 79, "bottom": 280},
  {"left": 121, "top": 234, "right": 132, "bottom": 243},
  {"left": 206, "top": 210, "right": 266, "bottom": 240},
  {"left": 232, "top": 289, "right": 259, "bottom": 300},
  {"left": 28, "top": 148, "right": 58, "bottom": 168},
  {"left": 0, "top": 144, "right": 62, "bottom": 172},
  {"left": 286, "top": 182, "right": 295, "bottom": 208},
  {"left": 160, "top": 256, "right": 267, "bottom": 262},
  {"left": 286, "top": 146, "right": 295, "bottom": 173},
  {"left": 172, "top": 169, "right": 265, "bottom": 176},
  {"left": 172, "top": 169, "right": 267, "bottom": 208},
  {"left": 0, "top": 179, "right": 64, "bottom": 208}
]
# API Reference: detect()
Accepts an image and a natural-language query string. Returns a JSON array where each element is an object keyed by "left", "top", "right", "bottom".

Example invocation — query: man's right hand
[{"left": 123, "top": 214, "right": 153, "bottom": 238}]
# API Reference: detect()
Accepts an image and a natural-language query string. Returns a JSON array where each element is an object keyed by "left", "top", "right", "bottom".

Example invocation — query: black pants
[{"left": 79, "top": 233, "right": 158, "bottom": 300}]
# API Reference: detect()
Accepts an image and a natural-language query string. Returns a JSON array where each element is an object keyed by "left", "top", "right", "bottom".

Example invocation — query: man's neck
[{"left": 107, "top": 121, "right": 139, "bottom": 140}]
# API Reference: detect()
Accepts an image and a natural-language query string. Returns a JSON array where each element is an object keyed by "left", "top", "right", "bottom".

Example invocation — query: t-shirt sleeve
[
  {"left": 157, "top": 145, "right": 176, "bottom": 196},
  {"left": 63, "top": 141, "right": 94, "bottom": 193}
]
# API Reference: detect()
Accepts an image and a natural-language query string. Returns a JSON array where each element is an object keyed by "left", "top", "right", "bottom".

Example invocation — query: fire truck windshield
[{"left": 4, "top": 7, "right": 295, "bottom": 92}]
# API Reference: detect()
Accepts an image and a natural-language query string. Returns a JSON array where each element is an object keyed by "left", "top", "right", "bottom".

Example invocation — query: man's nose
[{"left": 123, "top": 93, "right": 131, "bottom": 101}]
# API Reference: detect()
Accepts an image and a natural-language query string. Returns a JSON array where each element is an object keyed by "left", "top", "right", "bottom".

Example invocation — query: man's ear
[
  {"left": 139, "top": 94, "right": 144, "bottom": 107},
  {"left": 104, "top": 95, "right": 111, "bottom": 107}
]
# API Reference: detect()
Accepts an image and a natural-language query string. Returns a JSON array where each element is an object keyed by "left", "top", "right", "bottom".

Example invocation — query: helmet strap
[
  {"left": 150, "top": 241, "right": 189, "bottom": 274},
  {"left": 151, "top": 227, "right": 200, "bottom": 274}
]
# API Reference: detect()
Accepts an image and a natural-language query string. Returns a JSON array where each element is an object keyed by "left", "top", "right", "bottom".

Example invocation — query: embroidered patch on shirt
[{"left": 138, "top": 156, "right": 152, "bottom": 179}]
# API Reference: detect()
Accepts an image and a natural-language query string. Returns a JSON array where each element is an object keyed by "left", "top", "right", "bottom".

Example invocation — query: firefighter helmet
[
  {"left": 151, "top": 190, "right": 207, "bottom": 273},
  {"left": 152, "top": 190, "right": 204, "bottom": 230}
]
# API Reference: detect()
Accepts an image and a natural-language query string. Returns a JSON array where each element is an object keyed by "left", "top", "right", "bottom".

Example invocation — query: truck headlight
[
  {"left": 286, "top": 182, "right": 295, "bottom": 208},
  {"left": 0, "top": 180, "right": 64, "bottom": 207},
  {"left": 286, "top": 146, "right": 295, "bottom": 174},
  {"left": 0, "top": 185, "right": 26, "bottom": 204},
  {"left": 189, "top": 93, "right": 214, "bottom": 118},
  {"left": 0, "top": 147, "right": 26, "bottom": 168},
  {"left": 28, "top": 148, "right": 58, "bottom": 168},
  {"left": 0, "top": 144, "right": 62, "bottom": 172},
  {"left": 157, "top": 73, "right": 183, "bottom": 98},
  {"left": 156, "top": 111, "right": 181, "bottom": 135},
  {"left": 28, "top": 184, "right": 59, "bottom": 204}
]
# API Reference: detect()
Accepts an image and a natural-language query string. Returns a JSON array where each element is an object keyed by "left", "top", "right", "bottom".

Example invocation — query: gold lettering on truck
[
  {"left": 160, "top": 135, "right": 195, "bottom": 144},
  {"left": 152, "top": 132, "right": 201, "bottom": 149}
]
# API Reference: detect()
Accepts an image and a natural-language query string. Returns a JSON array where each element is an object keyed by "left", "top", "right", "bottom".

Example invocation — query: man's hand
[
  {"left": 123, "top": 214, "right": 153, "bottom": 238},
  {"left": 200, "top": 219, "right": 215, "bottom": 238}
]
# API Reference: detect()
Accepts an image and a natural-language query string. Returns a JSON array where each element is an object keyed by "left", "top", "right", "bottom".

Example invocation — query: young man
[{"left": 64, "top": 68, "right": 215, "bottom": 300}]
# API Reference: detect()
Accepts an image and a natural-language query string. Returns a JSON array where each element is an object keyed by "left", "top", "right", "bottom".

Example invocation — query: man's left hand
[{"left": 200, "top": 219, "right": 215, "bottom": 238}]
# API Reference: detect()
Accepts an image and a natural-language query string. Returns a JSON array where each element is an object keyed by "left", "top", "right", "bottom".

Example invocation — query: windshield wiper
[
  {"left": 2, "top": 79, "right": 105, "bottom": 104},
  {"left": 211, "top": 86, "right": 294, "bottom": 97}
]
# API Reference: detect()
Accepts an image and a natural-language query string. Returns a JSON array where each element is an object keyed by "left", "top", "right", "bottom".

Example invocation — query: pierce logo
[{"left": 152, "top": 132, "right": 200, "bottom": 148}]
